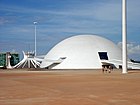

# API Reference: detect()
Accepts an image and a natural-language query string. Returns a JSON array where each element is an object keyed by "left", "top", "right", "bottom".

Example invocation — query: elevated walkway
[{"left": 101, "top": 59, "right": 140, "bottom": 69}]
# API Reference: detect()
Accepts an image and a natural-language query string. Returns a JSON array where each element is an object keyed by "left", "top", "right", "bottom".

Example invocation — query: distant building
[{"left": 0, "top": 52, "right": 19, "bottom": 68}]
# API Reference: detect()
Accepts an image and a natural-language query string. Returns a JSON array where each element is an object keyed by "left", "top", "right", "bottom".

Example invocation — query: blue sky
[{"left": 0, "top": 0, "right": 140, "bottom": 60}]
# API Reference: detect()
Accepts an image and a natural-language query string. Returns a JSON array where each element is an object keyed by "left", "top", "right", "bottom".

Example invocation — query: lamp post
[
  {"left": 122, "top": 0, "right": 127, "bottom": 73},
  {"left": 34, "top": 21, "right": 37, "bottom": 56}
]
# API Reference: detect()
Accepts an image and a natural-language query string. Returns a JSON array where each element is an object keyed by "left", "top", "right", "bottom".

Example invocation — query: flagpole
[{"left": 122, "top": 0, "right": 127, "bottom": 73}]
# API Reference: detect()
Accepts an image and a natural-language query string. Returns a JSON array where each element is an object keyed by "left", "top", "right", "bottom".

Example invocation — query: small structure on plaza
[{"left": 13, "top": 51, "right": 41, "bottom": 68}]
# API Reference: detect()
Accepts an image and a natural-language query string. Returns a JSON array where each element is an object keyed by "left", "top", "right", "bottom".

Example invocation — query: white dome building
[{"left": 40, "top": 35, "right": 122, "bottom": 69}]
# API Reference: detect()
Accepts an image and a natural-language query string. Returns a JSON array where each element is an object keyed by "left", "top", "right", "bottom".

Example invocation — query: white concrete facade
[{"left": 40, "top": 35, "right": 122, "bottom": 69}]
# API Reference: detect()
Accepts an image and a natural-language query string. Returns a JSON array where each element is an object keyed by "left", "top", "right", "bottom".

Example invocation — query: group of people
[{"left": 102, "top": 65, "right": 113, "bottom": 73}]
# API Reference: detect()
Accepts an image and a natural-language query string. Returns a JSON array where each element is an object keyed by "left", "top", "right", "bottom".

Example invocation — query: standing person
[
  {"left": 108, "top": 65, "right": 113, "bottom": 73},
  {"left": 102, "top": 65, "right": 105, "bottom": 73},
  {"left": 105, "top": 66, "right": 108, "bottom": 73}
]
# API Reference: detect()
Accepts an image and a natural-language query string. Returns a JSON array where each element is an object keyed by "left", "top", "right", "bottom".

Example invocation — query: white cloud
[
  {"left": 117, "top": 42, "right": 140, "bottom": 60},
  {"left": 127, "top": 43, "right": 140, "bottom": 55}
]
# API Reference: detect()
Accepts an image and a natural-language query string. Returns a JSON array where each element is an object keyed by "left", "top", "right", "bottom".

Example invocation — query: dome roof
[{"left": 40, "top": 35, "right": 122, "bottom": 69}]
